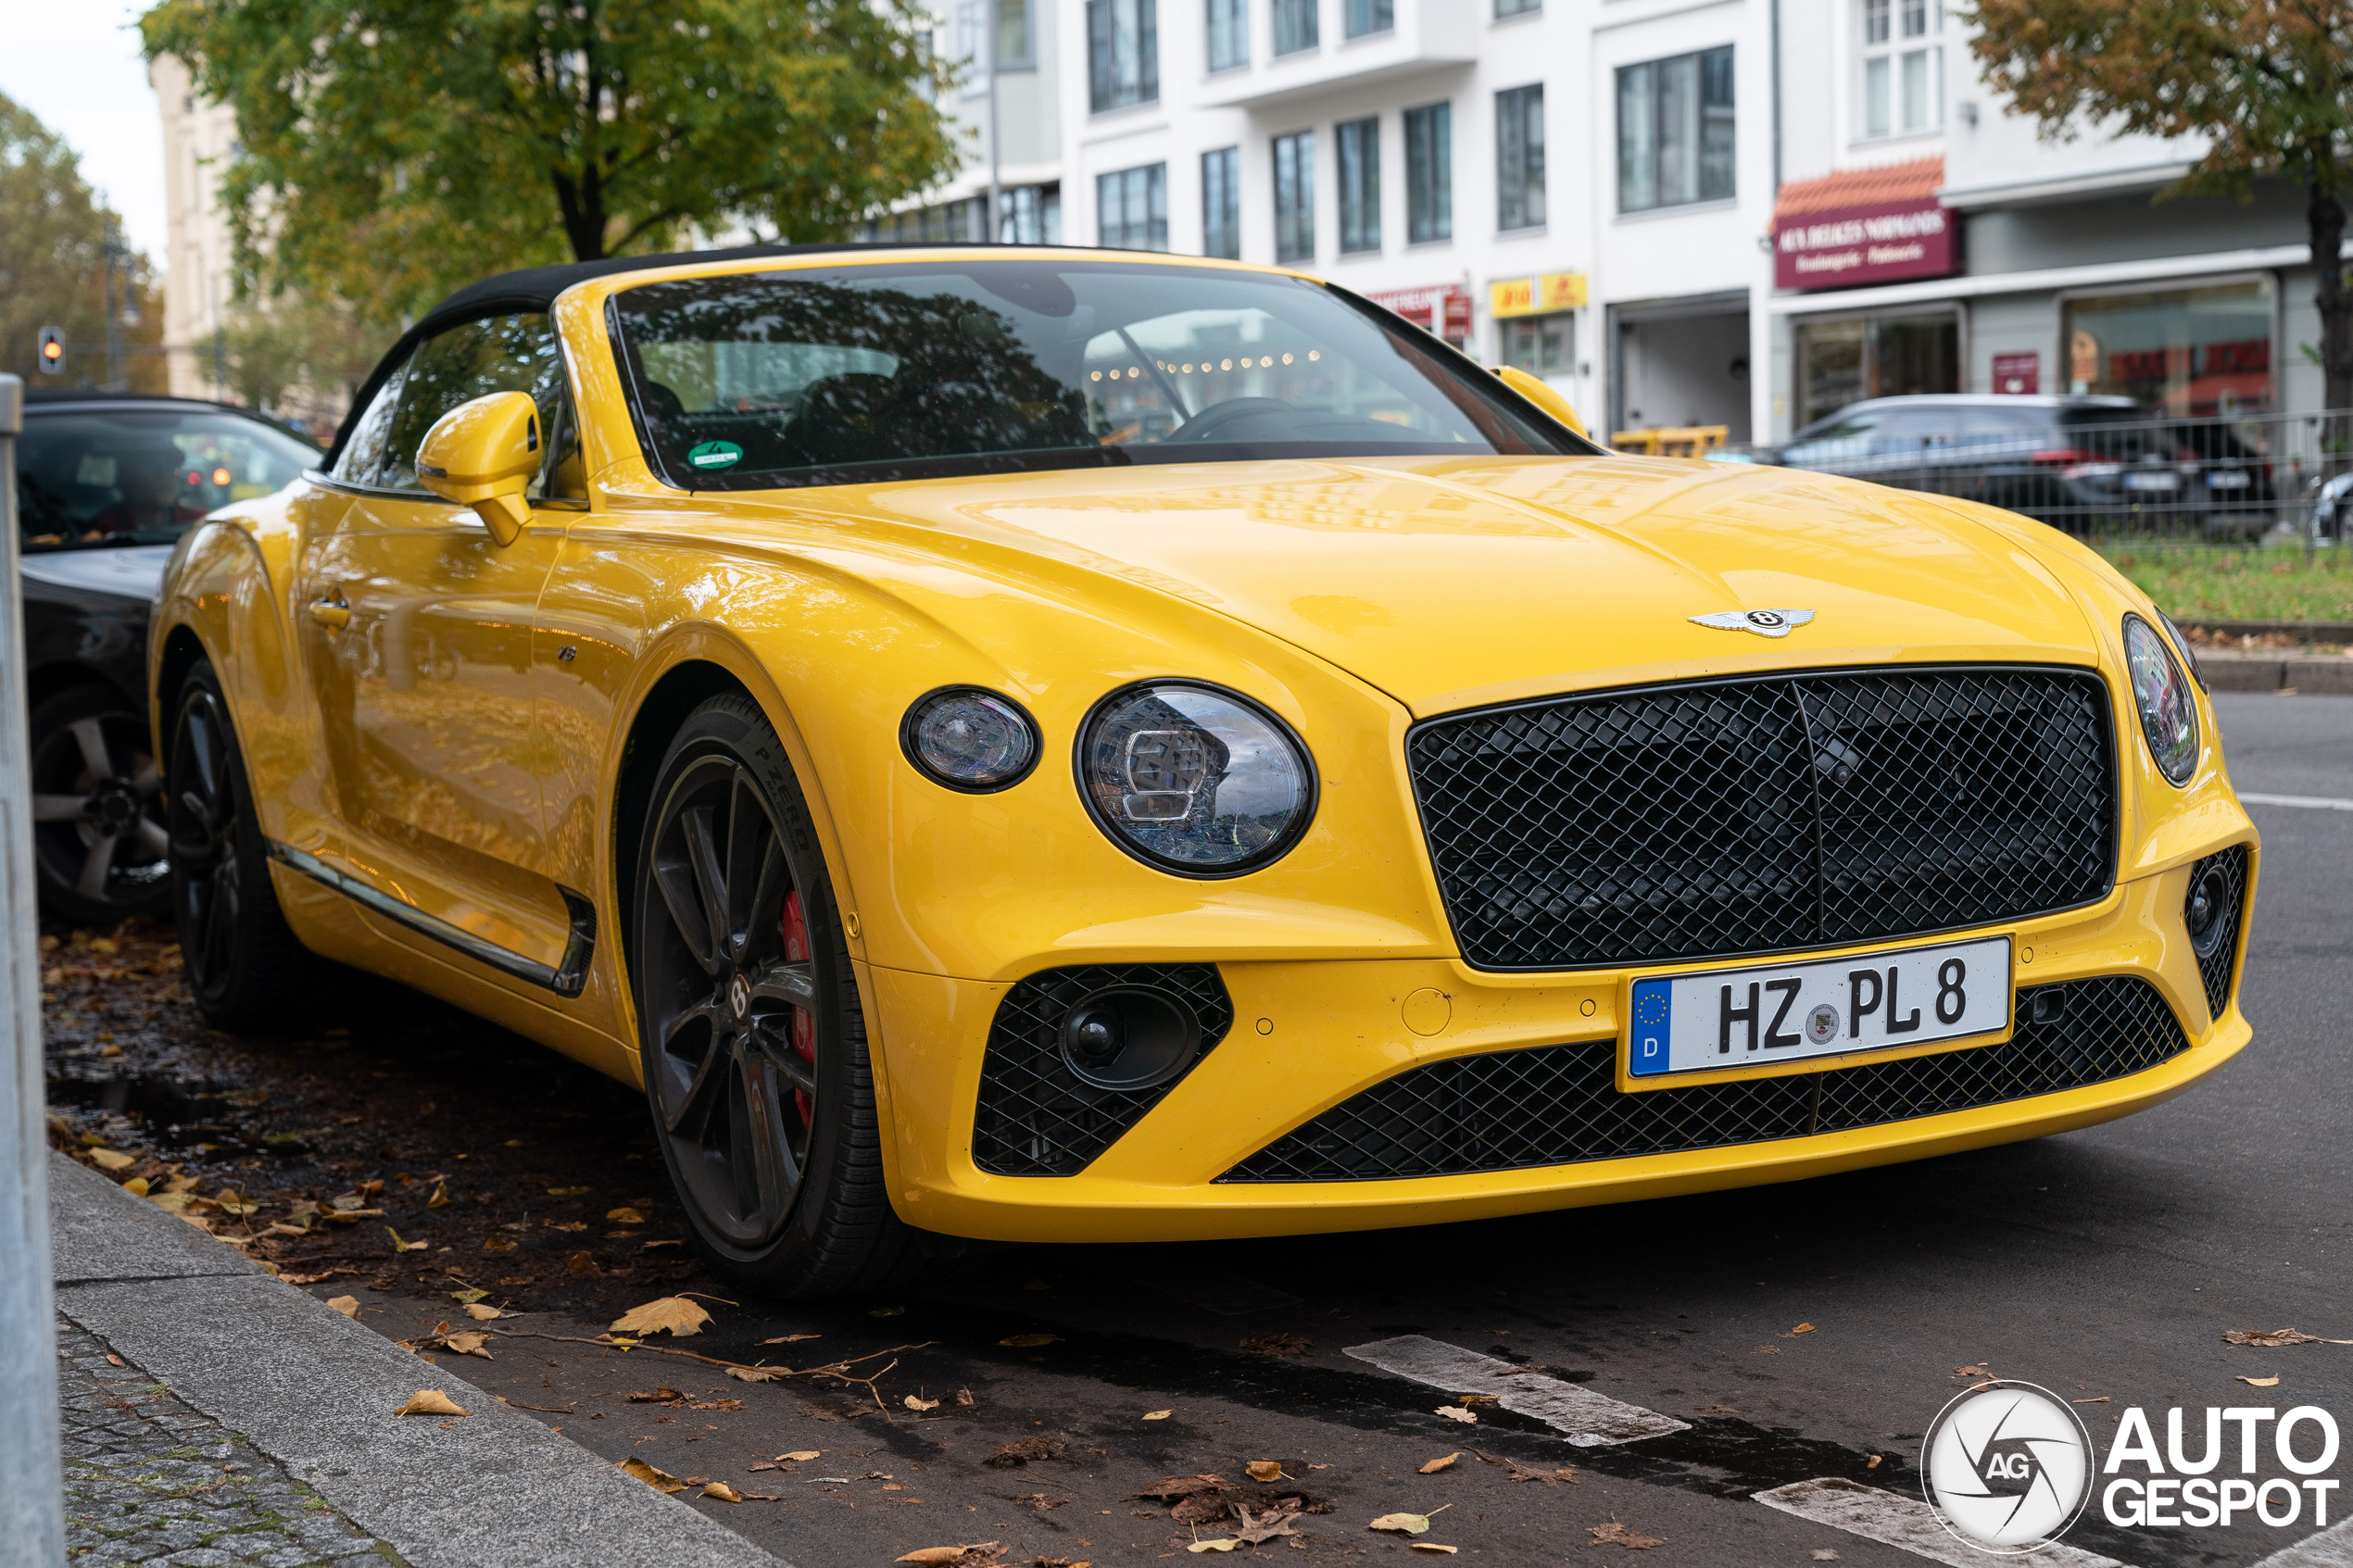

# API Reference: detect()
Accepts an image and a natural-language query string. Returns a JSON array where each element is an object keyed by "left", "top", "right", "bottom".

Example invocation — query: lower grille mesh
[
  {"left": 1220, "top": 975, "right": 2187, "bottom": 1183},
  {"left": 2187, "top": 845, "right": 2249, "bottom": 1022}
]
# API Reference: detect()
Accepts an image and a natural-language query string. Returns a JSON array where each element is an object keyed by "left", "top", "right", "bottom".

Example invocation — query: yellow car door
[{"left": 291, "top": 312, "right": 589, "bottom": 992}]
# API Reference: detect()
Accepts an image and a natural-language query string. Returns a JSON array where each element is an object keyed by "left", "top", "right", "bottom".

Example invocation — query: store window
[
  {"left": 1406, "top": 102, "right": 1452, "bottom": 245},
  {"left": 1860, "top": 0, "right": 1938, "bottom": 139},
  {"left": 1346, "top": 0, "right": 1393, "bottom": 37},
  {"left": 1501, "top": 312, "right": 1573, "bottom": 379},
  {"left": 1794, "top": 309, "right": 1958, "bottom": 426},
  {"left": 1496, "top": 84, "right": 1546, "bottom": 231},
  {"left": 1098, "top": 164, "right": 1169, "bottom": 251},
  {"left": 1274, "top": 0, "right": 1317, "bottom": 55},
  {"left": 1088, "top": 0, "right": 1158, "bottom": 112},
  {"left": 1207, "top": 0, "right": 1247, "bottom": 70},
  {"left": 1338, "top": 117, "right": 1380, "bottom": 254},
  {"left": 1275, "top": 130, "right": 1315, "bottom": 262},
  {"left": 1617, "top": 46, "right": 1734, "bottom": 213},
  {"left": 1202, "top": 146, "right": 1241, "bottom": 258},
  {"left": 2061, "top": 281, "right": 2274, "bottom": 416}
]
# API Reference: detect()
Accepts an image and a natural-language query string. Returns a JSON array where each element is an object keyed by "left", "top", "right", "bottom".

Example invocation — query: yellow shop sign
[{"left": 1491, "top": 271, "right": 1588, "bottom": 319}]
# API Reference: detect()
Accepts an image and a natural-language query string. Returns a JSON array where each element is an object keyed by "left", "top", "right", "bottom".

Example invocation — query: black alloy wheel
[
  {"left": 166, "top": 659, "right": 325, "bottom": 1033},
  {"left": 29, "top": 686, "right": 170, "bottom": 922},
  {"left": 634, "top": 694, "right": 969, "bottom": 1295}
]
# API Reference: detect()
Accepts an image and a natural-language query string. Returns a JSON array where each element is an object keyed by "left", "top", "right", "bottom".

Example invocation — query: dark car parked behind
[
  {"left": 17, "top": 390, "right": 321, "bottom": 922},
  {"left": 1772, "top": 393, "right": 2278, "bottom": 539}
]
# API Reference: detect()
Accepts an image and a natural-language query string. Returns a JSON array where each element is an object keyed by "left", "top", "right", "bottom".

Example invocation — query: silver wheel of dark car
[
  {"left": 641, "top": 752, "right": 818, "bottom": 1249},
  {"left": 30, "top": 687, "right": 170, "bottom": 922},
  {"left": 632, "top": 694, "right": 976, "bottom": 1296}
]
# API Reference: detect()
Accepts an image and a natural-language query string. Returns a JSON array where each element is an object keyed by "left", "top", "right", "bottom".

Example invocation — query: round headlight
[
  {"left": 1076, "top": 681, "right": 1315, "bottom": 876},
  {"left": 901, "top": 687, "right": 1039, "bottom": 792},
  {"left": 2123, "top": 614, "right": 2198, "bottom": 785}
]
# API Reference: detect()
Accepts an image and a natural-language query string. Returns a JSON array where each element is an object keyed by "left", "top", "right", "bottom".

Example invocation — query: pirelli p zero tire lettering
[
  {"left": 632, "top": 693, "right": 969, "bottom": 1298},
  {"left": 167, "top": 659, "right": 329, "bottom": 1035}
]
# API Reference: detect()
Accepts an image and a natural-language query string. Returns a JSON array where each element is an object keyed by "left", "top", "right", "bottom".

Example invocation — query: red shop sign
[
  {"left": 1775, "top": 198, "right": 1957, "bottom": 292},
  {"left": 1368, "top": 282, "right": 1474, "bottom": 339}
]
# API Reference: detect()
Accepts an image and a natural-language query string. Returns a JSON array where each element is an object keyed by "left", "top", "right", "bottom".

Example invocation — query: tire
[
  {"left": 631, "top": 694, "right": 970, "bottom": 1298},
  {"left": 29, "top": 684, "right": 170, "bottom": 923},
  {"left": 166, "top": 659, "right": 329, "bottom": 1033}
]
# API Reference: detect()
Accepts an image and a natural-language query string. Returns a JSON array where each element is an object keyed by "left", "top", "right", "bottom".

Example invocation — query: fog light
[
  {"left": 2186, "top": 866, "right": 2233, "bottom": 960},
  {"left": 1057, "top": 985, "right": 1201, "bottom": 1091}
]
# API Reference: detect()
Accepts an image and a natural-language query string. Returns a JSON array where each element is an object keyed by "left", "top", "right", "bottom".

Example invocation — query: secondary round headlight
[
  {"left": 2123, "top": 614, "right": 2198, "bottom": 785},
  {"left": 901, "top": 686, "right": 1039, "bottom": 792},
  {"left": 1076, "top": 681, "right": 1316, "bottom": 876}
]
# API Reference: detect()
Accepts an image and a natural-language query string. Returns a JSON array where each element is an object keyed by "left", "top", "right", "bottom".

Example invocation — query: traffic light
[{"left": 36, "top": 327, "right": 65, "bottom": 374}]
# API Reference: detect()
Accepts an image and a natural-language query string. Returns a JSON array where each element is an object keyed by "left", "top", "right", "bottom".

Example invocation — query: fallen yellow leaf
[
  {"left": 214, "top": 1190, "right": 259, "bottom": 1217},
  {"left": 395, "top": 1390, "right": 469, "bottom": 1417},
  {"left": 120, "top": 1176, "right": 151, "bottom": 1196},
  {"left": 2240, "top": 1376, "right": 2282, "bottom": 1388},
  {"left": 778, "top": 1450, "right": 822, "bottom": 1462},
  {"left": 1371, "top": 1508, "right": 1450, "bottom": 1536},
  {"left": 726, "top": 1365, "right": 788, "bottom": 1383},
  {"left": 1418, "top": 1453, "right": 1459, "bottom": 1474},
  {"left": 899, "top": 1545, "right": 998, "bottom": 1565},
  {"left": 1792, "top": 1323, "right": 1817, "bottom": 1335},
  {"left": 905, "top": 1394, "right": 940, "bottom": 1411},
  {"left": 703, "top": 1482, "right": 744, "bottom": 1502},
  {"left": 1411, "top": 1545, "right": 1458, "bottom": 1554},
  {"left": 88, "top": 1149, "right": 134, "bottom": 1171},
  {"left": 610, "top": 1296, "right": 711, "bottom": 1337},
  {"left": 1435, "top": 1406, "right": 1477, "bottom": 1424},
  {"left": 326, "top": 1296, "right": 360, "bottom": 1320},
  {"left": 427, "top": 1181, "right": 450, "bottom": 1209},
  {"left": 1143, "top": 1411, "right": 1173, "bottom": 1421},
  {"left": 449, "top": 1287, "right": 490, "bottom": 1306},
  {"left": 386, "top": 1227, "right": 428, "bottom": 1253},
  {"left": 547, "top": 1185, "right": 591, "bottom": 1197},
  {"left": 1188, "top": 1541, "right": 1239, "bottom": 1553},
  {"left": 999, "top": 1333, "right": 1061, "bottom": 1348},
  {"left": 442, "top": 1332, "right": 492, "bottom": 1360},
  {"left": 620, "top": 1458, "right": 687, "bottom": 1493},
  {"left": 1246, "top": 1461, "right": 1285, "bottom": 1482},
  {"left": 462, "top": 1303, "right": 502, "bottom": 1322},
  {"left": 607, "top": 1206, "right": 646, "bottom": 1224}
]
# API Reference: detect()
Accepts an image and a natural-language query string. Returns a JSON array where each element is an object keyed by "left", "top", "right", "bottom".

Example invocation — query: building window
[
  {"left": 2061, "top": 280, "right": 2275, "bottom": 416},
  {"left": 1617, "top": 46, "right": 1734, "bottom": 213},
  {"left": 1501, "top": 311, "right": 1573, "bottom": 377},
  {"left": 1345, "top": 0, "right": 1393, "bottom": 37},
  {"left": 998, "top": 182, "right": 1061, "bottom": 244},
  {"left": 1495, "top": 0, "right": 1541, "bottom": 13},
  {"left": 1088, "top": 0, "right": 1159, "bottom": 112},
  {"left": 998, "top": 0, "right": 1036, "bottom": 68},
  {"left": 1274, "top": 0, "right": 1317, "bottom": 56},
  {"left": 1405, "top": 102, "right": 1452, "bottom": 245},
  {"left": 1274, "top": 130, "right": 1315, "bottom": 263},
  {"left": 1098, "top": 164, "right": 1169, "bottom": 250},
  {"left": 1495, "top": 85, "right": 1545, "bottom": 232},
  {"left": 863, "top": 197, "right": 988, "bottom": 244},
  {"left": 1337, "top": 117, "right": 1380, "bottom": 254},
  {"left": 1203, "top": 146, "right": 1242, "bottom": 258},
  {"left": 1207, "top": 0, "right": 1248, "bottom": 70},
  {"left": 1860, "top": 0, "right": 1938, "bottom": 137},
  {"left": 957, "top": 1, "right": 989, "bottom": 96}
]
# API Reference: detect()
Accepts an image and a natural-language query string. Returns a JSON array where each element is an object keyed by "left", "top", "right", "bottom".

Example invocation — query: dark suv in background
[
  {"left": 17, "top": 390, "right": 321, "bottom": 922},
  {"left": 1772, "top": 393, "right": 2278, "bottom": 538}
]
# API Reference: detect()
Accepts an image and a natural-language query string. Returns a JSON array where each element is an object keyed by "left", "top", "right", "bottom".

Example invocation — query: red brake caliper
[{"left": 781, "top": 891, "right": 816, "bottom": 1128}]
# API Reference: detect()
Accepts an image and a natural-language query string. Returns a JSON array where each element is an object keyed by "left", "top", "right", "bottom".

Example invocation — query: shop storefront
[{"left": 2059, "top": 277, "right": 2275, "bottom": 416}]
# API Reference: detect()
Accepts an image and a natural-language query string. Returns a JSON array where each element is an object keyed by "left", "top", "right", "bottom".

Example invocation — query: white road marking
[
  {"left": 1755, "top": 1477, "right": 2128, "bottom": 1567},
  {"left": 2253, "top": 1514, "right": 2353, "bottom": 1566},
  {"left": 2241, "top": 792, "right": 2353, "bottom": 812},
  {"left": 1340, "top": 1335, "right": 1688, "bottom": 1446}
]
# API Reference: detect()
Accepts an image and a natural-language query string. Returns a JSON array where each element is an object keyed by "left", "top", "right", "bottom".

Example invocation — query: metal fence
[{"left": 1667, "top": 408, "right": 2353, "bottom": 554}]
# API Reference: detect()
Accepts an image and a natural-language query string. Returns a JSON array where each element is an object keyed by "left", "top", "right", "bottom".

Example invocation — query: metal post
[
  {"left": 0, "top": 371, "right": 66, "bottom": 1566},
  {"left": 985, "top": 1, "right": 1001, "bottom": 242}
]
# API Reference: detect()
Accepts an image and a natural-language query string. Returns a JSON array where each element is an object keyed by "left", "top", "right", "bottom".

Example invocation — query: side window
[
  {"left": 375, "top": 313, "right": 563, "bottom": 492},
  {"left": 332, "top": 358, "right": 409, "bottom": 487},
  {"left": 1781, "top": 412, "right": 1879, "bottom": 466},
  {"left": 537, "top": 388, "right": 587, "bottom": 502}
]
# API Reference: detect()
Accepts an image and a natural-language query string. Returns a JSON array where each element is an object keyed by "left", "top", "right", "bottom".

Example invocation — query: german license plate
[
  {"left": 2206, "top": 470, "right": 2253, "bottom": 490},
  {"left": 2123, "top": 470, "right": 2180, "bottom": 493},
  {"left": 1627, "top": 935, "right": 2011, "bottom": 1079}
]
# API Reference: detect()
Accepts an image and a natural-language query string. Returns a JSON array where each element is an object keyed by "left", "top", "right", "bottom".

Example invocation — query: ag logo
[
  {"left": 1690, "top": 608, "right": 1818, "bottom": 639},
  {"left": 1923, "top": 1380, "right": 2093, "bottom": 1552}
]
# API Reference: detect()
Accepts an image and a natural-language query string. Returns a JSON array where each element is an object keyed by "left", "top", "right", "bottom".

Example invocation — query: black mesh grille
[
  {"left": 974, "top": 964, "right": 1233, "bottom": 1177},
  {"left": 1220, "top": 976, "right": 2184, "bottom": 1183},
  {"left": 1408, "top": 666, "right": 2117, "bottom": 971},
  {"left": 2187, "top": 844, "right": 2249, "bottom": 1021}
]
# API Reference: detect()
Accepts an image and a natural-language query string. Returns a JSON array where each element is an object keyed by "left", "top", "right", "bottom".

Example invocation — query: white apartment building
[{"left": 148, "top": 52, "right": 239, "bottom": 402}]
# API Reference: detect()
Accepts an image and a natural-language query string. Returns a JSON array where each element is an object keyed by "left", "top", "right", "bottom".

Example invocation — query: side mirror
[
  {"left": 417, "top": 391, "right": 540, "bottom": 546},
  {"left": 1496, "top": 364, "right": 1589, "bottom": 439}
]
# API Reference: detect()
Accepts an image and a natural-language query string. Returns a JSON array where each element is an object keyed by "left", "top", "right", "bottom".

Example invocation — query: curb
[
  {"left": 49, "top": 1152, "right": 786, "bottom": 1568},
  {"left": 2197, "top": 654, "right": 2353, "bottom": 695}
]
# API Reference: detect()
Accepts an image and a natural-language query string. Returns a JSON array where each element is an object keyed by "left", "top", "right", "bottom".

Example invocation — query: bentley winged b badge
[{"left": 1691, "top": 608, "right": 1817, "bottom": 638}]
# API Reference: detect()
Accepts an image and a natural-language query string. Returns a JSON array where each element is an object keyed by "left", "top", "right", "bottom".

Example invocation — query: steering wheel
[{"left": 1164, "top": 396, "right": 1300, "bottom": 444}]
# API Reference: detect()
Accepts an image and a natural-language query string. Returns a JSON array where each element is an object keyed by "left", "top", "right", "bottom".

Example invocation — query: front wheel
[
  {"left": 29, "top": 684, "right": 170, "bottom": 922},
  {"left": 632, "top": 694, "right": 967, "bottom": 1297}
]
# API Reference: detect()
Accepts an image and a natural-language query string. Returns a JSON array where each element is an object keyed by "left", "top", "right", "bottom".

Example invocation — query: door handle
[{"left": 308, "top": 596, "right": 351, "bottom": 631}]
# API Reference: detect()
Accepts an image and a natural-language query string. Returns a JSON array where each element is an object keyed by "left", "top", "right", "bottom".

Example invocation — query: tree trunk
[
  {"left": 552, "top": 171, "right": 608, "bottom": 262},
  {"left": 2310, "top": 181, "right": 2352, "bottom": 472}
]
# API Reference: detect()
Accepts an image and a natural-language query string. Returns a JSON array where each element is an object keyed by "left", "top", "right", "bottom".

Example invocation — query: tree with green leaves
[
  {"left": 141, "top": 0, "right": 962, "bottom": 332},
  {"left": 0, "top": 93, "right": 165, "bottom": 390},
  {"left": 1968, "top": 1, "right": 2353, "bottom": 416}
]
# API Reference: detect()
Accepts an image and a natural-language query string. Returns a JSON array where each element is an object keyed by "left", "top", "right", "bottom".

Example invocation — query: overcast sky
[{"left": 0, "top": 0, "right": 170, "bottom": 265}]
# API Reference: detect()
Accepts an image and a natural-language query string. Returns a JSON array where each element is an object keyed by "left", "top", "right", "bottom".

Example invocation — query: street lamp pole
[
  {"left": 0, "top": 371, "right": 67, "bottom": 1567},
  {"left": 985, "top": 2, "right": 1002, "bottom": 242}
]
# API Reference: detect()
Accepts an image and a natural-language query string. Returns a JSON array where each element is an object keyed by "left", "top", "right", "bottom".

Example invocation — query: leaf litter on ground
[
  {"left": 1588, "top": 1518, "right": 1664, "bottom": 1550},
  {"left": 1469, "top": 1449, "right": 1578, "bottom": 1486},
  {"left": 1369, "top": 1506, "right": 1451, "bottom": 1537},
  {"left": 2224, "top": 1327, "right": 2353, "bottom": 1347},
  {"left": 610, "top": 1296, "right": 711, "bottom": 1337},
  {"left": 394, "top": 1390, "right": 468, "bottom": 1418}
]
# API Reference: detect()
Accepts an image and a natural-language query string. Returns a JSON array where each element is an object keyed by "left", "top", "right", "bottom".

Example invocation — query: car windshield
[
  {"left": 610, "top": 257, "right": 1584, "bottom": 489},
  {"left": 17, "top": 408, "right": 321, "bottom": 553}
]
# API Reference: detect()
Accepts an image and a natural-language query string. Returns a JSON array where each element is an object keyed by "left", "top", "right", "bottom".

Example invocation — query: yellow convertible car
[{"left": 152, "top": 245, "right": 2256, "bottom": 1295}]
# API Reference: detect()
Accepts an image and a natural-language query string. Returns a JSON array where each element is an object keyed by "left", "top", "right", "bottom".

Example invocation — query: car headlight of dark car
[{"left": 1077, "top": 681, "right": 1315, "bottom": 876}]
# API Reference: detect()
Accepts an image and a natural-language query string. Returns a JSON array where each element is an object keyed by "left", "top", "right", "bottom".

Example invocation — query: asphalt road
[{"left": 316, "top": 691, "right": 2353, "bottom": 1568}]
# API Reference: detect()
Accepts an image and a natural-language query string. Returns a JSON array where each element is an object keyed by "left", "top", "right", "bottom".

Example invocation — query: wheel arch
[
  {"left": 152, "top": 624, "right": 210, "bottom": 753},
  {"left": 610, "top": 657, "right": 750, "bottom": 993}
]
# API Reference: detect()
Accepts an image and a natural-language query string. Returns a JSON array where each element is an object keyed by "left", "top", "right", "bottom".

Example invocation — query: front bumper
[{"left": 866, "top": 841, "right": 2255, "bottom": 1244}]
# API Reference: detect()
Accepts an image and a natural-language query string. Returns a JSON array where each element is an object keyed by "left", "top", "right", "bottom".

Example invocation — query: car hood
[{"left": 841, "top": 453, "right": 2100, "bottom": 717}]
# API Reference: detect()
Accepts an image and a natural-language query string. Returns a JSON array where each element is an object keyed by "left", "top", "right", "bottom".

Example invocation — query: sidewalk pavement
[{"left": 49, "top": 1151, "right": 786, "bottom": 1568}]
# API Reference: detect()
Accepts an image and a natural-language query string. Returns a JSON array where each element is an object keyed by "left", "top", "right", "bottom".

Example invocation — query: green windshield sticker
[{"left": 687, "top": 440, "right": 744, "bottom": 471}]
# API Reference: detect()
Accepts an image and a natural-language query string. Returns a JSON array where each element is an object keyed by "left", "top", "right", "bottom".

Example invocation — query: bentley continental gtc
[{"left": 150, "top": 246, "right": 2257, "bottom": 1295}]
